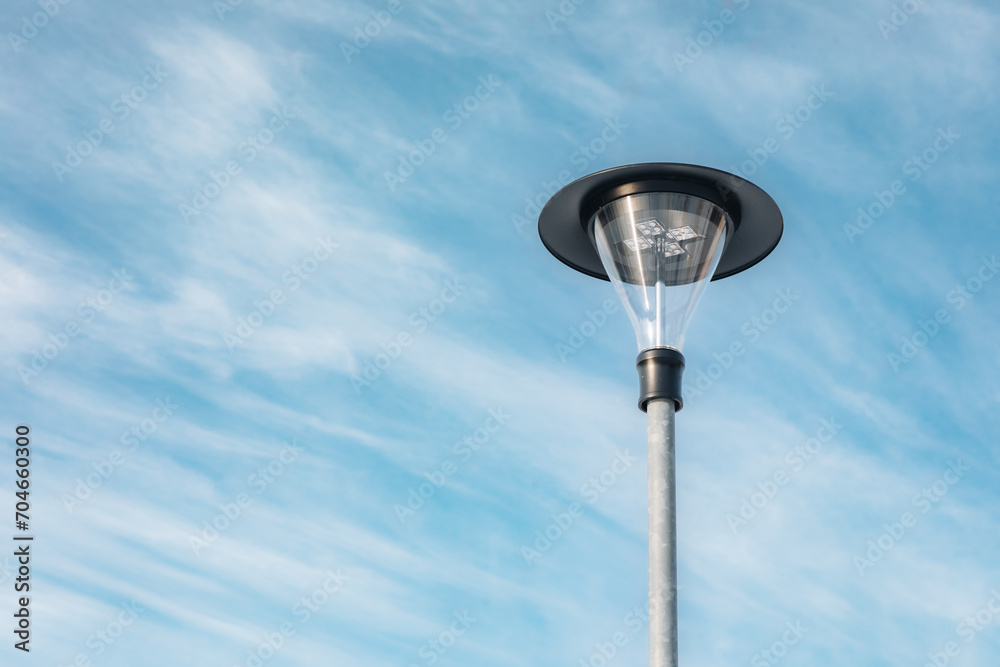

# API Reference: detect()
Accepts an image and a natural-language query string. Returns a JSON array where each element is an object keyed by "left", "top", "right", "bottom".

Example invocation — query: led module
[
  {"left": 624, "top": 237, "right": 653, "bottom": 251},
  {"left": 662, "top": 241, "right": 685, "bottom": 257},
  {"left": 635, "top": 219, "right": 665, "bottom": 236},
  {"left": 667, "top": 226, "right": 699, "bottom": 241}
]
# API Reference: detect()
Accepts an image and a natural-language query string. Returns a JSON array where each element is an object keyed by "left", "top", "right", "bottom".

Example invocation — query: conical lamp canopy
[{"left": 591, "top": 192, "right": 729, "bottom": 353}]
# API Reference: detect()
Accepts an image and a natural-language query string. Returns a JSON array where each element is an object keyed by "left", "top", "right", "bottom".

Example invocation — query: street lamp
[{"left": 537, "top": 163, "right": 782, "bottom": 667}]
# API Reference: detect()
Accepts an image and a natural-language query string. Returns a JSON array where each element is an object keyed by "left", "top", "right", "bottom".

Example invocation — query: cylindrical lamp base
[{"left": 636, "top": 348, "right": 685, "bottom": 412}]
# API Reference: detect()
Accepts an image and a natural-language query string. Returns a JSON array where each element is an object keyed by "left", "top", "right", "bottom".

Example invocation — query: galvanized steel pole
[{"left": 647, "top": 397, "right": 678, "bottom": 667}]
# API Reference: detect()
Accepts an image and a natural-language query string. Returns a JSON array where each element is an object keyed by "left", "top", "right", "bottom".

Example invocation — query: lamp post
[{"left": 537, "top": 163, "right": 783, "bottom": 667}]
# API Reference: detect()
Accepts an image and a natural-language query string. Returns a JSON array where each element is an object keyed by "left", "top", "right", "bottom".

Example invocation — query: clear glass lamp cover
[{"left": 590, "top": 192, "right": 729, "bottom": 353}]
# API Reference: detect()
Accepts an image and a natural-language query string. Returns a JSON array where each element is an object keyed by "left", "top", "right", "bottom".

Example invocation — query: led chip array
[
  {"left": 624, "top": 237, "right": 653, "bottom": 251},
  {"left": 662, "top": 241, "right": 684, "bottom": 257},
  {"left": 667, "top": 226, "right": 698, "bottom": 241},
  {"left": 622, "top": 218, "right": 701, "bottom": 257},
  {"left": 636, "top": 219, "right": 665, "bottom": 236}
]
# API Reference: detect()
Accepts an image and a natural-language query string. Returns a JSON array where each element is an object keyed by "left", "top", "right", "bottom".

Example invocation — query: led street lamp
[{"left": 537, "top": 162, "right": 783, "bottom": 667}]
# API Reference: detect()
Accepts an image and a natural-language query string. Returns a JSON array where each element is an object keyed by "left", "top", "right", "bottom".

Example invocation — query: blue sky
[{"left": 1, "top": 0, "right": 999, "bottom": 665}]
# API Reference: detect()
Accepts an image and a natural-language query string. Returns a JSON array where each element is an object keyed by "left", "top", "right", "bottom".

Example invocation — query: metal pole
[
  {"left": 654, "top": 280, "right": 665, "bottom": 347},
  {"left": 647, "top": 397, "right": 677, "bottom": 667}
]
